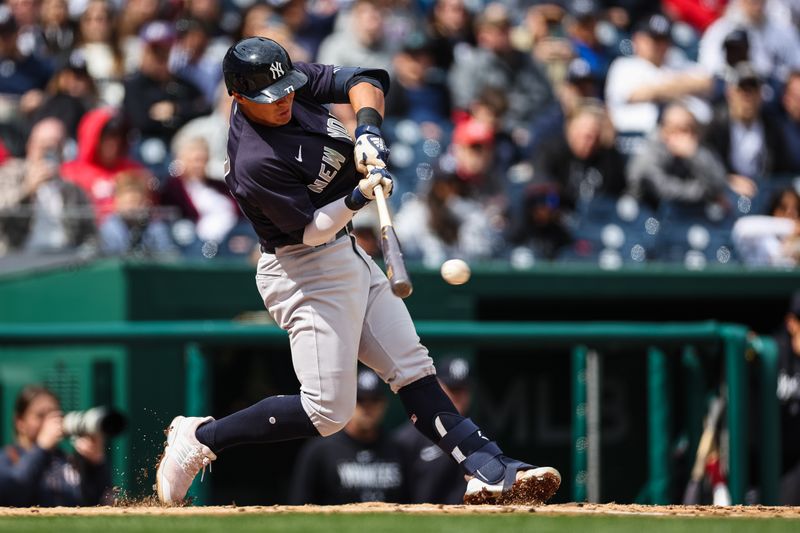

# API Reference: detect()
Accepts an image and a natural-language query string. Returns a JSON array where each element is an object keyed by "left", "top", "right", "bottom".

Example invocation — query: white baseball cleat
[
  {"left": 156, "top": 416, "right": 217, "bottom": 504},
  {"left": 464, "top": 465, "right": 561, "bottom": 505}
]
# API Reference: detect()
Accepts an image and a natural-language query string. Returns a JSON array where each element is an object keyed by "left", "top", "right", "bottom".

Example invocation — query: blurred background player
[
  {"left": 0, "top": 385, "right": 111, "bottom": 506},
  {"left": 777, "top": 293, "right": 800, "bottom": 505},
  {"left": 289, "top": 367, "right": 408, "bottom": 505},
  {"left": 393, "top": 357, "right": 473, "bottom": 504}
]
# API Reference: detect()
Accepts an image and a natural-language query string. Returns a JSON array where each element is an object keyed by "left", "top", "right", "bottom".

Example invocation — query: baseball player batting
[{"left": 155, "top": 37, "right": 560, "bottom": 506}]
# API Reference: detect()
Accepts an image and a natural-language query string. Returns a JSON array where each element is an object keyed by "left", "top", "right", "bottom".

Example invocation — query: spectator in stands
[
  {"left": 99, "top": 170, "right": 175, "bottom": 256},
  {"left": 169, "top": 18, "right": 224, "bottom": 107},
  {"left": 0, "top": 385, "right": 111, "bottom": 506},
  {"left": 236, "top": 2, "right": 275, "bottom": 42},
  {"left": 123, "top": 21, "right": 211, "bottom": 147},
  {"left": 605, "top": 13, "right": 712, "bottom": 136},
  {"left": 61, "top": 108, "right": 144, "bottom": 221},
  {"left": 0, "top": 5, "right": 53, "bottom": 118},
  {"left": 40, "top": 0, "right": 77, "bottom": 62},
  {"left": 317, "top": 0, "right": 393, "bottom": 72},
  {"left": 732, "top": 187, "right": 800, "bottom": 267},
  {"left": 467, "top": 87, "right": 519, "bottom": 177},
  {"left": 171, "top": 81, "right": 232, "bottom": 181},
  {"left": 182, "top": 0, "right": 225, "bottom": 38},
  {"left": 9, "top": 0, "right": 47, "bottom": 58},
  {"left": 394, "top": 131, "right": 499, "bottom": 267},
  {"left": 116, "top": 0, "right": 161, "bottom": 73},
  {"left": 565, "top": 0, "right": 615, "bottom": 85},
  {"left": 527, "top": 57, "right": 600, "bottom": 157},
  {"left": 424, "top": 0, "right": 475, "bottom": 72},
  {"left": 73, "top": 0, "right": 125, "bottom": 107},
  {"left": 699, "top": 0, "right": 800, "bottom": 84},
  {"left": 707, "top": 28, "right": 751, "bottom": 103},
  {"left": 449, "top": 3, "right": 554, "bottom": 136},
  {"left": 512, "top": 2, "right": 572, "bottom": 86},
  {"left": 240, "top": 1, "right": 311, "bottom": 63},
  {"left": 160, "top": 136, "right": 238, "bottom": 244},
  {"left": 779, "top": 71, "right": 800, "bottom": 173},
  {"left": 271, "top": 0, "right": 337, "bottom": 62},
  {"left": 29, "top": 50, "right": 97, "bottom": 139},
  {"left": 774, "top": 293, "right": 800, "bottom": 504},
  {"left": 0, "top": 118, "right": 95, "bottom": 256},
  {"left": 505, "top": 181, "right": 573, "bottom": 261},
  {"left": 393, "top": 357, "right": 472, "bottom": 504},
  {"left": 533, "top": 102, "right": 625, "bottom": 211},
  {"left": 627, "top": 101, "right": 728, "bottom": 210},
  {"left": 445, "top": 116, "right": 506, "bottom": 199},
  {"left": 288, "top": 367, "right": 408, "bottom": 504},
  {"left": 704, "top": 62, "right": 790, "bottom": 185},
  {"left": 384, "top": 31, "right": 451, "bottom": 130}
]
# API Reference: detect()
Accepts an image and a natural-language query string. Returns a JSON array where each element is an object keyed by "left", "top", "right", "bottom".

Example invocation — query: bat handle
[{"left": 373, "top": 184, "right": 392, "bottom": 229}]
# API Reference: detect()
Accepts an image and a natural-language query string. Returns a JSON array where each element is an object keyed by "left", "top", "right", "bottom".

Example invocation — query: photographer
[{"left": 0, "top": 385, "right": 112, "bottom": 506}]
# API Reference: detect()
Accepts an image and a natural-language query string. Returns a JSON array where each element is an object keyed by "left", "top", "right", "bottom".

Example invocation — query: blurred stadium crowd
[{"left": 0, "top": 0, "right": 799, "bottom": 269}]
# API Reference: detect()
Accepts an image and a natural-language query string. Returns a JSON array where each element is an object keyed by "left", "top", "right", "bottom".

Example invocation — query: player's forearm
[
  {"left": 302, "top": 197, "right": 355, "bottom": 246},
  {"left": 348, "top": 82, "right": 385, "bottom": 117}
]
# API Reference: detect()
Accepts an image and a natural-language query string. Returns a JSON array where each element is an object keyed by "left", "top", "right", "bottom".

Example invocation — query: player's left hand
[
  {"left": 358, "top": 167, "right": 393, "bottom": 199},
  {"left": 354, "top": 127, "right": 389, "bottom": 174}
]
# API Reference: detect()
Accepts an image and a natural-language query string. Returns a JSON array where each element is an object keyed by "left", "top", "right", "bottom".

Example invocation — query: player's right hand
[{"left": 358, "top": 167, "right": 393, "bottom": 199}]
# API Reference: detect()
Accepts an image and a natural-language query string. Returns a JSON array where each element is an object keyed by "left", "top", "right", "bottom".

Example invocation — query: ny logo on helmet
[{"left": 270, "top": 62, "right": 284, "bottom": 80}]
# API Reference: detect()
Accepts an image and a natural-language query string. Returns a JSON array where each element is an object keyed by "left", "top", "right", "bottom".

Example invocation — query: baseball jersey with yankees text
[{"left": 225, "top": 62, "right": 380, "bottom": 251}]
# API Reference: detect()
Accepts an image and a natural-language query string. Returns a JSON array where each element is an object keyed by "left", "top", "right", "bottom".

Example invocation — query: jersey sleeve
[
  {"left": 295, "top": 62, "right": 339, "bottom": 103},
  {"left": 295, "top": 62, "right": 390, "bottom": 104},
  {"left": 237, "top": 150, "right": 314, "bottom": 236}
]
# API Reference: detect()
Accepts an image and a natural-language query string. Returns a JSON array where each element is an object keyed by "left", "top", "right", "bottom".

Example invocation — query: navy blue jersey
[{"left": 225, "top": 62, "right": 377, "bottom": 251}]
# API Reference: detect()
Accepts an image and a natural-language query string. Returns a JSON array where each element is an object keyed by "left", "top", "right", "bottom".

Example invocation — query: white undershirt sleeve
[{"left": 302, "top": 197, "right": 357, "bottom": 246}]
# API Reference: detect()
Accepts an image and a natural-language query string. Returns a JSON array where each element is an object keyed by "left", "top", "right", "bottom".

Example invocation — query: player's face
[{"left": 235, "top": 92, "right": 295, "bottom": 127}]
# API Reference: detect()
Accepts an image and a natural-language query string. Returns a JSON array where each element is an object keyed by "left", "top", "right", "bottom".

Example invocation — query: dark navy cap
[
  {"left": 566, "top": 57, "right": 594, "bottom": 83},
  {"left": 438, "top": 357, "right": 471, "bottom": 389},
  {"left": 0, "top": 6, "right": 17, "bottom": 35},
  {"left": 140, "top": 20, "right": 177, "bottom": 46},
  {"left": 723, "top": 28, "right": 749, "bottom": 48},
  {"left": 726, "top": 61, "right": 760, "bottom": 87},
  {"left": 570, "top": 0, "right": 600, "bottom": 20},
  {"left": 356, "top": 367, "right": 385, "bottom": 401},
  {"left": 64, "top": 50, "right": 89, "bottom": 74},
  {"left": 635, "top": 14, "right": 672, "bottom": 39}
]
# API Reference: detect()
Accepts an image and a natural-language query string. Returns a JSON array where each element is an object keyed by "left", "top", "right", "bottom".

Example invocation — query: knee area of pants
[
  {"left": 307, "top": 400, "right": 356, "bottom": 437},
  {"left": 314, "top": 410, "right": 354, "bottom": 436}
]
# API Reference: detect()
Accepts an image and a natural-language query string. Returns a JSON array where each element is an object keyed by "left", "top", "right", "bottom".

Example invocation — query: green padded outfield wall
[{"left": 1, "top": 259, "right": 799, "bottom": 501}]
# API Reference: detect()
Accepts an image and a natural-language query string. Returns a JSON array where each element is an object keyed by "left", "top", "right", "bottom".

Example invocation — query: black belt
[{"left": 262, "top": 224, "right": 351, "bottom": 254}]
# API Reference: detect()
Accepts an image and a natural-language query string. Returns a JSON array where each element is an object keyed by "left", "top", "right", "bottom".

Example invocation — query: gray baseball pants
[{"left": 256, "top": 233, "right": 435, "bottom": 436}]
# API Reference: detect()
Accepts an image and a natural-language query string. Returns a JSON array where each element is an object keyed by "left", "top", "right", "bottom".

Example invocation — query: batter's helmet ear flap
[{"left": 223, "top": 37, "right": 308, "bottom": 104}]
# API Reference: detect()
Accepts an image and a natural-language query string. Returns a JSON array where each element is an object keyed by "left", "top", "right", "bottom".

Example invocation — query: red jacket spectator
[
  {"left": 61, "top": 108, "right": 144, "bottom": 221},
  {"left": 663, "top": 0, "right": 727, "bottom": 32}
]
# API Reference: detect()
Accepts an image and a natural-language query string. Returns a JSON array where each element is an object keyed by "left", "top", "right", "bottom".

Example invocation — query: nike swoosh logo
[{"left": 295, "top": 145, "right": 303, "bottom": 162}]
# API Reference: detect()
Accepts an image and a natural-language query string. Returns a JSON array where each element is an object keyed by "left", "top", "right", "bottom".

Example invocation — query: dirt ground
[{"left": 0, "top": 502, "right": 798, "bottom": 519}]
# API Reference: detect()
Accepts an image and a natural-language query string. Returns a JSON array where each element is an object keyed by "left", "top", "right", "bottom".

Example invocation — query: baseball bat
[
  {"left": 683, "top": 396, "right": 725, "bottom": 505},
  {"left": 373, "top": 183, "right": 413, "bottom": 299}
]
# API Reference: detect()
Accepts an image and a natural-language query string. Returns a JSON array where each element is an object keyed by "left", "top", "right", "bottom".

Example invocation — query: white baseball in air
[{"left": 440, "top": 259, "right": 471, "bottom": 285}]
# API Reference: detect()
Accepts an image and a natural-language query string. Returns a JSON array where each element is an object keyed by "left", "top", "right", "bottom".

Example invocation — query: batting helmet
[{"left": 223, "top": 37, "right": 308, "bottom": 104}]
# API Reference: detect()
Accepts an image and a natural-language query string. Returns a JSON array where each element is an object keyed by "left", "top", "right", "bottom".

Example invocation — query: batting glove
[
  {"left": 358, "top": 167, "right": 393, "bottom": 199},
  {"left": 354, "top": 125, "right": 389, "bottom": 175}
]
